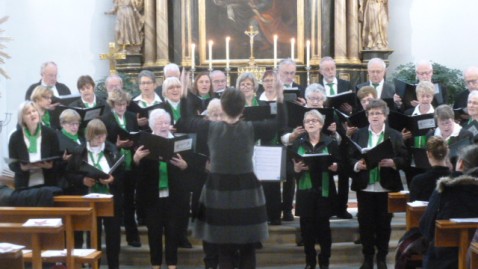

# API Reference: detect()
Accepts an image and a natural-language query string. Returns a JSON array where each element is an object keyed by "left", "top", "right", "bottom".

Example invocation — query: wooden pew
[
  {"left": 0, "top": 207, "right": 100, "bottom": 269},
  {"left": 435, "top": 220, "right": 478, "bottom": 269},
  {"left": 0, "top": 248, "right": 24, "bottom": 269},
  {"left": 0, "top": 223, "right": 64, "bottom": 269},
  {"left": 388, "top": 192, "right": 409, "bottom": 213},
  {"left": 53, "top": 195, "right": 114, "bottom": 218},
  {"left": 470, "top": 242, "right": 478, "bottom": 269},
  {"left": 406, "top": 203, "right": 427, "bottom": 231}
]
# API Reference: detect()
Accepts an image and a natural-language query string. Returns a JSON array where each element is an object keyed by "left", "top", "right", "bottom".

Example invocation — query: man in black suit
[
  {"left": 278, "top": 58, "right": 305, "bottom": 96},
  {"left": 210, "top": 70, "right": 228, "bottom": 97},
  {"left": 319, "top": 56, "right": 354, "bottom": 219},
  {"left": 25, "top": 61, "right": 71, "bottom": 100},
  {"left": 454, "top": 66, "right": 478, "bottom": 109},
  {"left": 355, "top": 58, "right": 399, "bottom": 110}
]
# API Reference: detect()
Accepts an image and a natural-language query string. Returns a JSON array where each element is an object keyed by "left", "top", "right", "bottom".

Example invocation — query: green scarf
[
  {"left": 159, "top": 162, "right": 169, "bottom": 190},
  {"left": 113, "top": 113, "right": 133, "bottom": 171},
  {"left": 61, "top": 128, "right": 80, "bottom": 144},
  {"left": 414, "top": 135, "right": 427, "bottom": 149},
  {"left": 88, "top": 151, "right": 110, "bottom": 194},
  {"left": 170, "top": 103, "right": 181, "bottom": 122},
  {"left": 246, "top": 97, "right": 259, "bottom": 107},
  {"left": 140, "top": 99, "right": 160, "bottom": 108},
  {"left": 200, "top": 93, "right": 211, "bottom": 100},
  {"left": 24, "top": 124, "right": 41, "bottom": 153},
  {"left": 83, "top": 101, "right": 96, "bottom": 108},
  {"left": 42, "top": 111, "right": 51, "bottom": 127},
  {"left": 368, "top": 131, "right": 384, "bottom": 184},
  {"left": 297, "top": 145, "right": 330, "bottom": 197}
]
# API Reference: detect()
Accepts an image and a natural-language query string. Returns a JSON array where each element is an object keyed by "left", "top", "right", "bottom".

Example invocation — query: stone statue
[
  {"left": 105, "top": 0, "right": 144, "bottom": 53},
  {"left": 359, "top": 0, "right": 389, "bottom": 50}
]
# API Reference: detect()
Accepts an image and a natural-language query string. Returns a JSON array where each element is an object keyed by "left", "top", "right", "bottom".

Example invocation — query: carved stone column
[
  {"left": 143, "top": 0, "right": 156, "bottom": 67},
  {"left": 310, "top": 0, "right": 321, "bottom": 65},
  {"left": 347, "top": 0, "right": 361, "bottom": 64},
  {"left": 180, "top": 0, "right": 193, "bottom": 67},
  {"left": 155, "top": 0, "right": 169, "bottom": 66},
  {"left": 334, "top": 0, "right": 347, "bottom": 64}
]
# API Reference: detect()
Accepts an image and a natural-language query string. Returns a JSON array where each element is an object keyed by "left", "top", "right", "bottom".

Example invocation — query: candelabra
[
  {"left": 225, "top": 67, "right": 231, "bottom": 87},
  {"left": 190, "top": 67, "right": 196, "bottom": 84},
  {"left": 305, "top": 66, "right": 311, "bottom": 86}
]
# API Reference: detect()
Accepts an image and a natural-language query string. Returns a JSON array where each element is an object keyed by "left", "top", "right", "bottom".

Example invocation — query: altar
[{"left": 112, "top": 0, "right": 392, "bottom": 88}]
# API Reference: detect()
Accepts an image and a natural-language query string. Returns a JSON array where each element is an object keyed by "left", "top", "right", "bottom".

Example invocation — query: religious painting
[{"left": 198, "top": 0, "right": 305, "bottom": 66}]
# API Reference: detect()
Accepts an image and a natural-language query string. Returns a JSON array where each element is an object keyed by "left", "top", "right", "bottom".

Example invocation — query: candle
[
  {"left": 306, "top": 40, "right": 310, "bottom": 68},
  {"left": 273, "top": 35, "right": 278, "bottom": 69},
  {"left": 225, "top": 37, "right": 230, "bottom": 69},
  {"left": 208, "top": 40, "right": 213, "bottom": 70},
  {"left": 291, "top": 38, "right": 295, "bottom": 60},
  {"left": 191, "top": 43, "right": 196, "bottom": 69}
]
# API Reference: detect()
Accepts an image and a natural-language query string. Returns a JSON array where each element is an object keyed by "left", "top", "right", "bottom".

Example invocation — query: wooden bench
[
  {"left": 0, "top": 207, "right": 101, "bottom": 269},
  {"left": 435, "top": 220, "right": 478, "bottom": 269},
  {"left": 470, "top": 242, "right": 478, "bottom": 269},
  {"left": 0, "top": 248, "right": 24, "bottom": 269},
  {"left": 53, "top": 195, "right": 114, "bottom": 218},
  {"left": 0, "top": 223, "right": 64, "bottom": 269},
  {"left": 406, "top": 203, "right": 427, "bottom": 231},
  {"left": 388, "top": 192, "right": 409, "bottom": 213}
]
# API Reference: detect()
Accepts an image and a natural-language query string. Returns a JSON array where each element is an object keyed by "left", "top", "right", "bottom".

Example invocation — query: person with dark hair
[
  {"left": 191, "top": 78, "right": 285, "bottom": 268},
  {"left": 409, "top": 136, "right": 450, "bottom": 201},
  {"left": 187, "top": 72, "right": 214, "bottom": 115},
  {"left": 420, "top": 144, "right": 478, "bottom": 269},
  {"left": 69, "top": 75, "right": 107, "bottom": 109},
  {"left": 350, "top": 99, "right": 408, "bottom": 269}
]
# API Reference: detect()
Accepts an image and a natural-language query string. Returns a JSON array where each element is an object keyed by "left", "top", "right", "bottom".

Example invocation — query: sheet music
[
  {"left": 417, "top": 118, "right": 435, "bottom": 130},
  {"left": 399, "top": 190, "right": 410, "bottom": 194},
  {"left": 83, "top": 193, "right": 113, "bottom": 199},
  {"left": 407, "top": 201, "right": 428, "bottom": 207},
  {"left": 174, "top": 138, "right": 193, "bottom": 152},
  {"left": 253, "top": 146, "right": 283, "bottom": 181},
  {"left": 0, "top": 243, "right": 24, "bottom": 253},
  {"left": 83, "top": 108, "right": 101, "bottom": 121},
  {"left": 23, "top": 218, "right": 62, "bottom": 227},
  {"left": 450, "top": 218, "right": 478, "bottom": 223}
]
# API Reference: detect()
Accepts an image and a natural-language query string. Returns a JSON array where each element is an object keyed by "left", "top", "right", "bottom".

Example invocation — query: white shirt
[
  {"left": 23, "top": 131, "right": 44, "bottom": 187},
  {"left": 434, "top": 122, "right": 462, "bottom": 141},
  {"left": 323, "top": 77, "right": 338, "bottom": 96},
  {"left": 411, "top": 104, "right": 434, "bottom": 116},
  {"left": 41, "top": 80, "right": 59, "bottom": 97},
  {"left": 355, "top": 124, "right": 389, "bottom": 192},
  {"left": 259, "top": 92, "right": 276, "bottom": 101},
  {"left": 133, "top": 93, "right": 163, "bottom": 107},
  {"left": 86, "top": 142, "right": 110, "bottom": 173},
  {"left": 81, "top": 95, "right": 97, "bottom": 108}
]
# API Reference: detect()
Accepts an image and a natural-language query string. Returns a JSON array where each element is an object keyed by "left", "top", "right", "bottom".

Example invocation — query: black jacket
[
  {"left": 349, "top": 126, "right": 408, "bottom": 192},
  {"left": 9, "top": 125, "right": 61, "bottom": 189},
  {"left": 25, "top": 81, "right": 71, "bottom": 100},
  {"left": 419, "top": 171, "right": 478, "bottom": 269},
  {"left": 409, "top": 166, "right": 450, "bottom": 201}
]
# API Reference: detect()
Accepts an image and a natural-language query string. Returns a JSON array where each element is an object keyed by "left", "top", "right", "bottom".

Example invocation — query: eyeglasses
[
  {"left": 262, "top": 79, "right": 274, "bottom": 83},
  {"left": 240, "top": 82, "right": 254, "bottom": 88},
  {"left": 66, "top": 122, "right": 80, "bottom": 127},
  {"left": 140, "top": 81, "right": 154, "bottom": 85},
  {"left": 212, "top": 79, "right": 226, "bottom": 84},
  {"left": 367, "top": 112, "right": 384, "bottom": 116},
  {"left": 303, "top": 118, "right": 320, "bottom": 124},
  {"left": 417, "top": 71, "right": 433, "bottom": 76},
  {"left": 281, "top": 71, "right": 296, "bottom": 76},
  {"left": 466, "top": 79, "right": 478, "bottom": 85}
]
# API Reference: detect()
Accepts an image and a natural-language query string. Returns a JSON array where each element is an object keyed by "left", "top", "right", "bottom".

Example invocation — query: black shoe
[
  {"left": 354, "top": 237, "right": 361, "bottom": 244},
  {"left": 127, "top": 240, "right": 142, "bottom": 247},
  {"left": 319, "top": 266, "right": 328, "bottom": 269},
  {"left": 178, "top": 238, "right": 193, "bottom": 248},
  {"left": 359, "top": 259, "right": 373, "bottom": 269},
  {"left": 377, "top": 260, "right": 387, "bottom": 269},
  {"left": 304, "top": 265, "right": 315, "bottom": 269},
  {"left": 282, "top": 211, "right": 294, "bottom": 221},
  {"left": 269, "top": 219, "right": 282, "bottom": 225},
  {"left": 336, "top": 211, "right": 353, "bottom": 219}
]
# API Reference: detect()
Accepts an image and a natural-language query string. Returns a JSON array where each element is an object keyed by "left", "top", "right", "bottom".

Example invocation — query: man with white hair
[
  {"left": 454, "top": 66, "right": 478, "bottom": 109},
  {"left": 355, "top": 58, "right": 395, "bottom": 99},
  {"left": 210, "top": 70, "right": 228, "bottom": 97},
  {"left": 278, "top": 58, "right": 305, "bottom": 97},
  {"left": 25, "top": 61, "right": 71, "bottom": 100},
  {"left": 155, "top": 63, "right": 181, "bottom": 97}
]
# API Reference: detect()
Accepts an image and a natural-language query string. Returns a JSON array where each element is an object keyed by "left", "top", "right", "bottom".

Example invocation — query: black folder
[
  {"left": 463, "top": 120, "right": 478, "bottom": 137},
  {"left": 410, "top": 148, "right": 431, "bottom": 169},
  {"left": 79, "top": 155, "right": 125, "bottom": 180},
  {"left": 394, "top": 79, "right": 417, "bottom": 109},
  {"left": 117, "top": 128, "right": 141, "bottom": 142},
  {"left": 449, "top": 137, "right": 472, "bottom": 160},
  {"left": 454, "top": 107, "right": 469, "bottom": 121},
  {"left": 388, "top": 111, "right": 436, "bottom": 136},
  {"left": 336, "top": 109, "right": 368, "bottom": 128},
  {"left": 138, "top": 132, "right": 194, "bottom": 161},
  {"left": 52, "top": 94, "right": 81, "bottom": 106},
  {"left": 288, "top": 150, "right": 333, "bottom": 172},
  {"left": 283, "top": 87, "right": 300, "bottom": 102},
  {"left": 285, "top": 101, "right": 334, "bottom": 129},
  {"left": 127, "top": 101, "right": 163, "bottom": 118},
  {"left": 324, "top": 90, "right": 356, "bottom": 109},
  {"left": 50, "top": 105, "right": 105, "bottom": 128},
  {"left": 6, "top": 155, "right": 61, "bottom": 165},
  {"left": 242, "top": 104, "right": 275, "bottom": 121},
  {"left": 348, "top": 137, "right": 394, "bottom": 169}
]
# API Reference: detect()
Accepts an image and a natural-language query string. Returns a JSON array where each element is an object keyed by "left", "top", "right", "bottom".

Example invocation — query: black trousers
[
  {"left": 336, "top": 170, "right": 350, "bottom": 214},
  {"left": 144, "top": 196, "right": 178, "bottom": 266},
  {"left": 97, "top": 195, "right": 122, "bottom": 269},
  {"left": 218, "top": 243, "right": 256, "bottom": 269},
  {"left": 282, "top": 173, "right": 295, "bottom": 213},
  {"left": 203, "top": 241, "right": 219, "bottom": 268},
  {"left": 262, "top": 181, "right": 282, "bottom": 222},
  {"left": 356, "top": 191, "right": 392, "bottom": 260},
  {"left": 123, "top": 170, "right": 140, "bottom": 243}
]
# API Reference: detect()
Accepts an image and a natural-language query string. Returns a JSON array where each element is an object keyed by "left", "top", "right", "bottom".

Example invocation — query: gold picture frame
[{"left": 198, "top": 0, "right": 305, "bottom": 67}]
